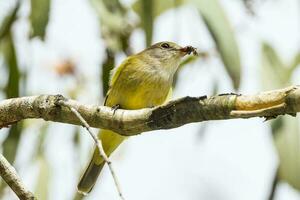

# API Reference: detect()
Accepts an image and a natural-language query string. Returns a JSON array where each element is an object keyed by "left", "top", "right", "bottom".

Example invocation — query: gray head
[
  {"left": 137, "top": 41, "right": 196, "bottom": 70},
  {"left": 142, "top": 42, "right": 186, "bottom": 59}
]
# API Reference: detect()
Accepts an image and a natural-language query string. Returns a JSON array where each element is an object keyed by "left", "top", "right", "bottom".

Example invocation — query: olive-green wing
[{"left": 104, "top": 56, "right": 136, "bottom": 106}]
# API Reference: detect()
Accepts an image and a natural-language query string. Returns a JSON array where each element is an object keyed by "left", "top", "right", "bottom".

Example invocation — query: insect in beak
[{"left": 179, "top": 46, "right": 198, "bottom": 56}]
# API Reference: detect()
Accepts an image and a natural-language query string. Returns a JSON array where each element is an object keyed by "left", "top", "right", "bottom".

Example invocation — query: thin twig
[
  {"left": 0, "top": 154, "right": 36, "bottom": 200},
  {"left": 268, "top": 169, "right": 278, "bottom": 200},
  {"left": 57, "top": 100, "right": 125, "bottom": 200}
]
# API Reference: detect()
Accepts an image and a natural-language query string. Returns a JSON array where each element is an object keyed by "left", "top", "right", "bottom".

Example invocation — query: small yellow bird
[{"left": 77, "top": 41, "right": 195, "bottom": 194}]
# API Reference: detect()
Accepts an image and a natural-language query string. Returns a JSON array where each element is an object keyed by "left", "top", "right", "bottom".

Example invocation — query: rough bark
[
  {"left": 0, "top": 154, "right": 36, "bottom": 200},
  {"left": 0, "top": 86, "right": 299, "bottom": 136}
]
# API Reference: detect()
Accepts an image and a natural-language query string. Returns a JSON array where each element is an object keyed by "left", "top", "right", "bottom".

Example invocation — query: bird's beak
[{"left": 179, "top": 46, "right": 198, "bottom": 56}]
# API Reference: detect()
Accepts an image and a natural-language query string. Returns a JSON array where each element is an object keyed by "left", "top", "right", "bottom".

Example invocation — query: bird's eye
[{"left": 161, "top": 43, "right": 170, "bottom": 49}]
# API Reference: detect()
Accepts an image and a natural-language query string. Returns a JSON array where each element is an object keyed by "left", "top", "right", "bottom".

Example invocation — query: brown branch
[
  {"left": 0, "top": 86, "right": 299, "bottom": 136},
  {"left": 0, "top": 154, "right": 36, "bottom": 200}
]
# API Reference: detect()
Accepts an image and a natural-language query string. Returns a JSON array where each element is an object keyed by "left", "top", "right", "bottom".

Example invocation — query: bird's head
[{"left": 138, "top": 41, "right": 197, "bottom": 72}]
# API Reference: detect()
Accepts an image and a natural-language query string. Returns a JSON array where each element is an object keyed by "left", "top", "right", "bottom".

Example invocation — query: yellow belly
[{"left": 105, "top": 69, "right": 171, "bottom": 109}]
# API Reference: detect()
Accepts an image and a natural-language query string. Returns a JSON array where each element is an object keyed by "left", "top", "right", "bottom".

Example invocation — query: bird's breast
[{"left": 105, "top": 65, "right": 172, "bottom": 109}]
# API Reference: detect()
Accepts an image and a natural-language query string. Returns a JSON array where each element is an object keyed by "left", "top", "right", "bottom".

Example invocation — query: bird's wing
[{"left": 104, "top": 56, "right": 135, "bottom": 106}]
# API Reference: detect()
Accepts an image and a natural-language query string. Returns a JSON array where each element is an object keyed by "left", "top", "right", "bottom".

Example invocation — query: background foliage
[{"left": 0, "top": 0, "right": 299, "bottom": 199}]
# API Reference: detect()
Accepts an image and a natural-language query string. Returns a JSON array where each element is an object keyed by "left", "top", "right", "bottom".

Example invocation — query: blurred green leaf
[
  {"left": 192, "top": 0, "right": 241, "bottom": 89},
  {"left": 32, "top": 124, "right": 49, "bottom": 199},
  {"left": 1, "top": 32, "right": 21, "bottom": 163},
  {"left": 103, "top": 0, "right": 125, "bottom": 11},
  {"left": 0, "top": 31, "right": 22, "bottom": 178},
  {"left": 241, "top": 0, "right": 255, "bottom": 15},
  {"left": 133, "top": 0, "right": 185, "bottom": 46},
  {"left": 0, "top": 29, "right": 22, "bottom": 197},
  {"left": 211, "top": 78, "right": 219, "bottom": 95},
  {"left": 91, "top": 0, "right": 127, "bottom": 33},
  {"left": 90, "top": 0, "right": 132, "bottom": 98},
  {"left": 102, "top": 49, "right": 115, "bottom": 96},
  {"left": 91, "top": 0, "right": 132, "bottom": 52},
  {"left": 133, "top": 0, "right": 186, "bottom": 19},
  {"left": 262, "top": 43, "right": 285, "bottom": 67},
  {"left": 36, "top": 124, "right": 49, "bottom": 155},
  {"left": 73, "top": 128, "right": 81, "bottom": 146},
  {"left": 29, "top": 0, "right": 51, "bottom": 40},
  {"left": 2, "top": 124, "right": 23, "bottom": 164},
  {"left": 35, "top": 157, "right": 50, "bottom": 200},
  {"left": 0, "top": 124, "right": 22, "bottom": 196},
  {"left": 261, "top": 42, "right": 290, "bottom": 90},
  {"left": 141, "top": 0, "right": 153, "bottom": 46},
  {"left": 0, "top": 1, "right": 20, "bottom": 40},
  {"left": 273, "top": 116, "right": 300, "bottom": 190},
  {"left": 260, "top": 42, "right": 300, "bottom": 191},
  {"left": 289, "top": 52, "right": 300, "bottom": 72},
  {"left": 1, "top": 33, "right": 20, "bottom": 98},
  {"left": 261, "top": 43, "right": 300, "bottom": 89}
]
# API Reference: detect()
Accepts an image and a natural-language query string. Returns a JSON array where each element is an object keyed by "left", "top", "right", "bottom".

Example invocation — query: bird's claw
[{"left": 111, "top": 104, "right": 120, "bottom": 115}]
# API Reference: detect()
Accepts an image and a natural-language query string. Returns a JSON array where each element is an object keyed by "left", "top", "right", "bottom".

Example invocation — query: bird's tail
[
  {"left": 77, "top": 129, "right": 125, "bottom": 194},
  {"left": 77, "top": 157, "right": 105, "bottom": 195}
]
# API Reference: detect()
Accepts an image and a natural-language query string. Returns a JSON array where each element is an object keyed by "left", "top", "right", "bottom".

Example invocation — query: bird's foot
[{"left": 111, "top": 104, "right": 120, "bottom": 115}]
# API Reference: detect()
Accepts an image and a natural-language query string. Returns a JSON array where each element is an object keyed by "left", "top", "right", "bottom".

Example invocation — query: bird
[{"left": 77, "top": 41, "right": 196, "bottom": 194}]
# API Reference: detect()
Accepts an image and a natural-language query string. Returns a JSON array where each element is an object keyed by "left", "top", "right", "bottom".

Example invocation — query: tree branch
[
  {"left": 0, "top": 86, "right": 299, "bottom": 136},
  {"left": 0, "top": 154, "right": 36, "bottom": 200},
  {"left": 57, "top": 100, "right": 125, "bottom": 199}
]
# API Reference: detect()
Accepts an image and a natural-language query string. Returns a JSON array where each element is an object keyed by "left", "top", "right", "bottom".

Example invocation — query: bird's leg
[{"left": 111, "top": 104, "right": 121, "bottom": 115}]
